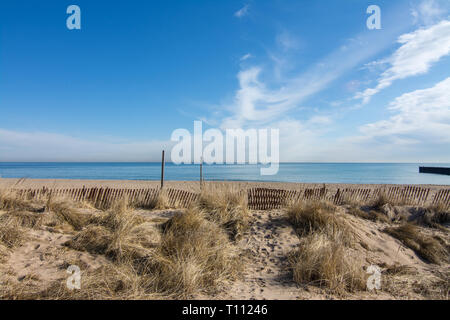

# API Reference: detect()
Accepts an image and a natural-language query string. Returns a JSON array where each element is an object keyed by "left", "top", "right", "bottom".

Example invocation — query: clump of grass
[
  {"left": 99, "top": 197, "right": 143, "bottom": 230},
  {"left": 106, "top": 223, "right": 158, "bottom": 264},
  {"left": 347, "top": 206, "right": 391, "bottom": 223},
  {"left": 429, "top": 204, "right": 450, "bottom": 224},
  {"left": 66, "top": 198, "right": 158, "bottom": 263},
  {"left": 39, "top": 263, "right": 159, "bottom": 300},
  {"left": 46, "top": 198, "right": 91, "bottom": 231},
  {"left": 144, "top": 208, "right": 239, "bottom": 297},
  {"left": 153, "top": 190, "right": 171, "bottom": 210},
  {"left": 71, "top": 264, "right": 157, "bottom": 300},
  {"left": 1, "top": 262, "right": 159, "bottom": 300},
  {"left": 196, "top": 187, "right": 249, "bottom": 240},
  {"left": 288, "top": 233, "right": 366, "bottom": 294},
  {"left": 125, "top": 222, "right": 161, "bottom": 251},
  {"left": 0, "top": 189, "right": 43, "bottom": 212},
  {"left": 337, "top": 192, "right": 362, "bottom": 206},
  {"left": 383, "top": 264, "right": 417, "bottom": 276},
  {"left": 286, "top": 200, "right": 366, "bottom": 294},
  {"left": 0, "top": 210, "right": 44, "bottom": 229},
  {"left": 98, "top": 198, "right": 152, "bottom": 262},
  {"left": 286, "top": 200, "right": 353, "bottom": 244},
  {"left": 371, "top": 192, "right": 390, "bottom": 211},
  {"left": 64, "top": 225, "right": 112, "bottom": 254},
  {"left": 0, "top": 217, "right": 24, "bottom": 248},
  {"left": 135, "top": 190, "right": 171, "bottom": 210},
  {"left": 416, "top": 204, "right": 449, "bottom": 229},
  {"left": 384, "top": 223, "right": 449, "bottom": 264},
  {"left": 412, "top": 271, "right": 450, "bottom": 300}
]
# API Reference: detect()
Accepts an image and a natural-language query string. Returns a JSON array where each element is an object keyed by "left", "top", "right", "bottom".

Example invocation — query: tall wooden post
[{"left": 160, "top": 150, "right": 165, "bottom": 189}]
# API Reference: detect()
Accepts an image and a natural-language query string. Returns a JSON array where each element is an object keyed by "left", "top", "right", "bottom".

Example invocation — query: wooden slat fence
[
  {"left": 15, "top": 187, "right": 198, "bottom": 209},
  {"left": 11, "top": 186, "right": 450, "bottom": 211},
  {"left": 246, "top": 186, "right": 447, "bottom": 210},
  {"left": 432, "top": 189, "right": 450, "bottom": 206}
]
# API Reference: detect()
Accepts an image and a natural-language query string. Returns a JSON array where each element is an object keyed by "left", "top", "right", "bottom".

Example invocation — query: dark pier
[{"left": 419, "top": 166, "right": 450, "bottom": 176}]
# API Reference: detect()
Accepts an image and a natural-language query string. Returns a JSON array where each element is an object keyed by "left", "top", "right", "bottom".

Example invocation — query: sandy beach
[{"left": 1, "top": 177, "right": 449, "bottom": 192}]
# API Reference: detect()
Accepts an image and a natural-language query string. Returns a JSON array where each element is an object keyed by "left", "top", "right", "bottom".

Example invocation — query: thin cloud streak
[
  {"left": 355, "top": 19, "right": 450, "bottom": 104},
  {"left": 234, "top": 4, "right": 249, "bottom": 18}
]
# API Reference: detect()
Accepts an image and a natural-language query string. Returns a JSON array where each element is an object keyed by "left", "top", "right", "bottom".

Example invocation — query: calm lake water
[{"left": 0, "top": 162, "right": 449, "bottom": 185}]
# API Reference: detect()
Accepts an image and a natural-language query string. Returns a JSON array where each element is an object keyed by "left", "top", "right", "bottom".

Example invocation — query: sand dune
[{"left": 0, "top": 182, "right": 448, "bottom": 300}]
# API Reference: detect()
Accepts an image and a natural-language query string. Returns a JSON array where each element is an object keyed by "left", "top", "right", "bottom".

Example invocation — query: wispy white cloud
[
  {"left": 411, "top": 0, "right": 449, "bottom": 26},
  {"left": 234, "top": 4, "right": 249, "bottom": 18},
  {"left": 219, "top": 24, "right": 409, "bottom": 129},
  {"left": 240, "top": 53, "right": 252, "bottom": 61},
  {"left": 355, "top": 19, "right": 450, "bottom": 104},
  {"left": 359, "top": 77, "right": 450, "bottom": 142},
  {"left": 276, "top": 30, "right": 300, "bottom": 51}
]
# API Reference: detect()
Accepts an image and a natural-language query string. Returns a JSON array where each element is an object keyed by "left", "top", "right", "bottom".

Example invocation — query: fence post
[{"left": 160, "top": 150, "right": 165, "bottom": 189}]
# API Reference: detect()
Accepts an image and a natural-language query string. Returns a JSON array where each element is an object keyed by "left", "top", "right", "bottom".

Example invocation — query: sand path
[{"left": 222, "top": 210, "right": 304, "bottom": 300}]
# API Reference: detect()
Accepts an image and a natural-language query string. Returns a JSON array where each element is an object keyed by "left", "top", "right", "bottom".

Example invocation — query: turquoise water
[{"left": 0, "top": 162, "right": 449, "bottom": 185}]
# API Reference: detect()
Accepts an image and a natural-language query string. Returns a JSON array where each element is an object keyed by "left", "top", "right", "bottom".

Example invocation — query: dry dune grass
[
  {"left": 413, "top": 274, "right": 450, "bottom": 300},
  {"left": 65, "top": 198, "right": 158, "bottom": 263},
  {"left": 383, "top": 264, "right": 417, "bottom": 276},
  {"left": 1, "top": 261, "right": 159, "bottom": 300},
  {"left": 132, "top": 189, "right": 171, "bottom": 210},
  {"left": 347, "top": 206, "right": 391, "bottom": 223},
  {"left": 371, "top": 192, "right": 390, "bottom": 210},
  {"left": 0, "top": 190, "right": 240, "bottom": 299},
  {"left": 370, "top": 191, "right": 407, "bottom": 208},
  {"left": 286, "top": 200, "right": 365, "bottom": 294},
  {"left": 0, "top": 193, "right": 105, "bottom": 234},
  {"left": 415, "top": 204, "right": 450, "bottom": 229},
  {"left": 384, "top": 223, "right": 449, "bottom": 265},
  {"left": 0, "top": 210, "right": 44, "bottom": 229},
  {"left": 97, "top": 197, "right": 142, "bottom": 229},
  {"left": 0, "top": 189, "right": 41, "bottom": 212},
  {"left": 288, "top": 234, "right": 366, "bottom": 294},
  {"left": 0, "top": 217, "right": 24, "bottom": 249},
  {"left": 151, "top": 190, "right": 171, "bottom": 210},
  {"left": 68, "top": 264, "right": 156, "bottom": 300},
  {"left": 65, "top": 225, "right": 112, "bottom": 254},
  {"left": 1, "top": 185, "right": 448, "bottom": 300},
  {"left": 286, "top": 200, "right": 353, "bottom": 245},
  {"left": 429, "top": 203, "right": 450, "bottom": 224},
  {"left": 62, "top": 205, "right": 239, "bottom": 299},
  {"left": 145, "top": 208, "right": 240, "bottom": 297},
  {"left": 45, "top": 197, "right": 93, "bottom": 231},
  {"left": 0, "top": 193, "right": 240, "bottom": 299},
  {"left": 196, "top": 185, "right": 249, "bottom": 240},
  {"left": 34, "top": 263, "right": 160, "bottom": 300}
]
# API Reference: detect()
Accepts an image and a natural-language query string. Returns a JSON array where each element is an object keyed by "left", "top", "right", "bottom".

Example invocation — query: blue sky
[{"left": 0, "top": 0, "right": 449, "bottom": 162}]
